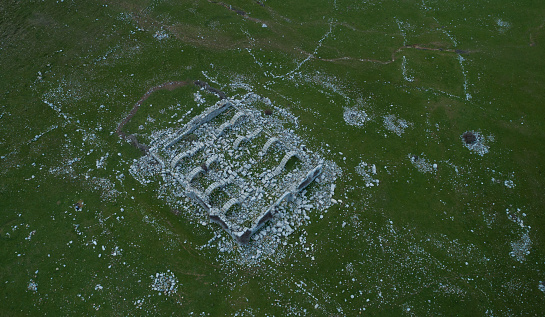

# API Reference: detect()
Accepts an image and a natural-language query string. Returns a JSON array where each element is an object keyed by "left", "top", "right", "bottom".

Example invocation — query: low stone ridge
[{"left": 135, "top": 95, "right": 324, "bottom": 244}]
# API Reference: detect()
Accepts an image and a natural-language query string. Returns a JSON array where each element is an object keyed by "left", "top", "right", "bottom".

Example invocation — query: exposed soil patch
[{"left": 74, "top": 200, "right": 84, "bottom": 211}]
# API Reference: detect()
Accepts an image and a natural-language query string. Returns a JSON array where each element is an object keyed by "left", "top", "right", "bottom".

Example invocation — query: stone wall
[{"left": 165, "top": 100, "right": 233, "bottom": 148}]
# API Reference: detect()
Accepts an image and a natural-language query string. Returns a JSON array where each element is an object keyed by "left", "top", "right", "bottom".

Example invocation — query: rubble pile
[{"left": 150, "top": 271, "right": 178, "bottom": 296}]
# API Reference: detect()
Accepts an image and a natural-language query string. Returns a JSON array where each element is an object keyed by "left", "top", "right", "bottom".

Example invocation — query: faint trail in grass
[
  {"left": 284, "top": 22, "right": 334, "bottom": 77},
  {"left": 296, "top": 44, "right": 471, "bottom": 66},
  {"left": 207, "top": 0, "right": 265, "bottom": 25},
  {"left": 529, "top": 19, "right": 545, "bottom": 46}
]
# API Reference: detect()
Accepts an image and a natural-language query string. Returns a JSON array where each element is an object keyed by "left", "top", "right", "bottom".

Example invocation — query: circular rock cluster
[{"left": 150, "top": 271, "right": 178, "bottom": 296}]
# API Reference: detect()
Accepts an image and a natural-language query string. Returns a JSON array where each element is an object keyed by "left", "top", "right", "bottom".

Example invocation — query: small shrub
[{"left": 264, "top": 109, "right": 273, "bottom": 115}]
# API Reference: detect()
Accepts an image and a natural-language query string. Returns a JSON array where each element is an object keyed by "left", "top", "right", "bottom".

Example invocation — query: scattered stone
[
  {"left": 74, "top": 200, "right": 84, "bottom": 211},
  {"left": 343, "top": 107, "right": 369, "bottom": 127},
  {"left": 504, "top": 180, "right": 515, "bottom": 188},
  {"left": 461, "top": 130, "right": 491, "bottom": 156},
  {"left": 408, "top": 154, "right": 435, "bottom": 174},
  {"left": 355, "top": 161, "right": 379, "bottom": 187},
  {"left": 27, "top": 280, "right": 38, "bottom": 292},
  {"left": 383, "top": 114, "right": 411, "bottom": 136},
  {"left": 509, "top": 231, "right": 532, "bottom": 263},
  {"left": 151, "top": 271, "right": 179, "bottom": 296}
]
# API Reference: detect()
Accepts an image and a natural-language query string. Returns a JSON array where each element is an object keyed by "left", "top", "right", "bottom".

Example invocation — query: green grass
[{"left": 1, "top": 0, "right": 545, "bottom": 315}]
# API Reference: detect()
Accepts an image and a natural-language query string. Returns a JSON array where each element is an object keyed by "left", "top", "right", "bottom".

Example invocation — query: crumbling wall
[
  {"left": 165, "top": 100, "right": 233, "bottom": 148},
  {"left": 294, "top": 165, "right": 322, "bottom": 193}
]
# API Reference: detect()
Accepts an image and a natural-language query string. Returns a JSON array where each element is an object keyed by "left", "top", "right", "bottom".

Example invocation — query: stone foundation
[{"left": 143, "top": 98, "right": 323, "bottom": 244}]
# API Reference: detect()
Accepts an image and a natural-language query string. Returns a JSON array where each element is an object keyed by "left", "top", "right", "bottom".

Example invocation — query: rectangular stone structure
[{"left": 146, "top": 99, "right": 323, "bottom": 244}]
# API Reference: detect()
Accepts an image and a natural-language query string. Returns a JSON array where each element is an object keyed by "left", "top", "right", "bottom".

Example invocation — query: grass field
[{"left": 1, "top": 0, "right": 545, "bottom": 315}]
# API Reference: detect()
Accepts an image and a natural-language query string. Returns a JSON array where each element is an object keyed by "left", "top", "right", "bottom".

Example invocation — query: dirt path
[
  {"left": 116, "top": 80, "right": 227, "bottom": 148},
  {"left": 116, "top": 80, "right": 190, "bottom": 139}
]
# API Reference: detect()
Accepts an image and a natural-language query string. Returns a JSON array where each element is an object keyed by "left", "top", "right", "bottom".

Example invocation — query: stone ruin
[{"left": 137, "top": 96, "right": 324, "bottom": 244}]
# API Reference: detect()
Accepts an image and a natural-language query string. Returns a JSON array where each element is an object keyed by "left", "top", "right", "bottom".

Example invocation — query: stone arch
[
  {"left": 186, "top": 166, "right": 204, "bottom": 183},
  {"left": 204, "top": 176, "right": 234, "bottom": 197},
  {"left": 229, "top": 111, "right": 249, "bottom": 126},
  {"left": 222, "top": 198, "right": 241, "bottom": 215},
  {"left": 272, "top": 151, "right": 301, "bottom": 177},
  {"left": 216, "top": 111, "right": 249, "bottom": 137},
  {"left": 169, "top": 143, "right": 205, "bottom": 169},
  {"left": 170, "top": 152, "right": 188, "bottom": 170},
  {"left": 233, "top": 127, "right": 262, "bottom": 149},
  {"left": 259, "top": 137, "right": 281, "bottom": 157},
  {"left": 215, "top": 121, "right": 232, "bottom": 137},
  {"left": 233, "top": 135, "right": 246, "bottom": 150},
  {"left": 204, "top": 154, "right": 219, "bottom": 169}
]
